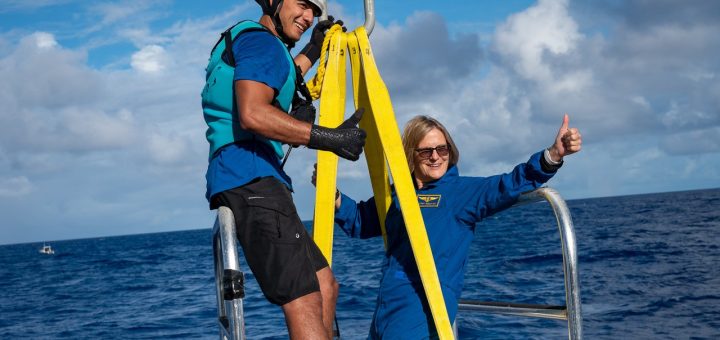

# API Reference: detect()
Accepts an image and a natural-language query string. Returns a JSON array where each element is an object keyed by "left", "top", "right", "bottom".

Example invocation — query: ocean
[{"left": 1, "top": 188, "right": 718, "bottom": 339}]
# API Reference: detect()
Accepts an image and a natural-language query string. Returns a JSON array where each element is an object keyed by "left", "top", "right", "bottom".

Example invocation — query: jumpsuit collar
[{"left": 413, "top": 165, "right": 459, "bottom": 191}]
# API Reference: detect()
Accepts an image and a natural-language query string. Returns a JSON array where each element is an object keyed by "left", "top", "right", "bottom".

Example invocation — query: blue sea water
[{"left": 1, "top": 188, "right": 719, "bottom": 339}]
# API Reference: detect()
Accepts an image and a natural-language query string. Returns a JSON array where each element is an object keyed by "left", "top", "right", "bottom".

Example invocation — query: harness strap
[
  {"left": 223, "top": 28, "right": 236, "bottom": 67},
  {"left": 293, "top": 65, "right": 313, "bottom": 105}
]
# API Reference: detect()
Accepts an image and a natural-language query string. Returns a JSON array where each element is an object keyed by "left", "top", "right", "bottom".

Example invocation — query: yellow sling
[{"left": 309, "top": 25, "right": 455, "bottom": 340}]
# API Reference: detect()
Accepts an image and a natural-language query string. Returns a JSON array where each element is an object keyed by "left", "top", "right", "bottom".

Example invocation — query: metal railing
[
  {"left": 213, "top": 207, "right": 246, "bottom": 340},
  {"left": 455, "top": 187, "right": 583, "bottom": 340},
  {"left": 320, "top": 0, "right": 375, "bottom": 35}
]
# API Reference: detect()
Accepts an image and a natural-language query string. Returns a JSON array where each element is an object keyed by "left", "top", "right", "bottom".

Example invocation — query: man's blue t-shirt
[{"left": 205, "top": 29, "right": 293, "bottom": 202}]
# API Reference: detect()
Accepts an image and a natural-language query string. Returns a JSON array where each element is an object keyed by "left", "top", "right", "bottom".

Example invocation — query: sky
[{"left": 1, "top": 0, "right": 718, "bottom": 245}]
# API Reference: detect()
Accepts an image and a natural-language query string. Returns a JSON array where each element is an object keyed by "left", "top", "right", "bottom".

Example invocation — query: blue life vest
[{"left": 202, "top": 21, "right": 297, "bottom": 160}]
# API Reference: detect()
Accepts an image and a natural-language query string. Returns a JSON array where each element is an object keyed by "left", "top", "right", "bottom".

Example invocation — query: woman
[{"left": 314, "top": 114, "right": 582, "bottom": 339}]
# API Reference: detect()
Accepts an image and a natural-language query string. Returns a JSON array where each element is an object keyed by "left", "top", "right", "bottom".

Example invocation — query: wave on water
[{"left": 1, "top": 188, "right": 719, "bottom": 339}]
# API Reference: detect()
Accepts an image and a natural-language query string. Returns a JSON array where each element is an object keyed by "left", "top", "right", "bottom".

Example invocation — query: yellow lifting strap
[
  {"left": 312, "top": 28, "right": 346, "bottom": 266},
  {"left": 309, "top": 25, "right": 455, "bottom": 339}
]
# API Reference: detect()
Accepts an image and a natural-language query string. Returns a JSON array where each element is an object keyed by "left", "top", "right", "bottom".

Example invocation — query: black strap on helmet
[
  {"left": 255, "top": 0, "right": 295, "bottom": 48},
  {"left": 254, "top": 0, "right": 281, "bottom": 17}
]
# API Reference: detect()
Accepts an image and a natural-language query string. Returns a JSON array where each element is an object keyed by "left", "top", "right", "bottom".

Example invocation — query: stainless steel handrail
[
  {"left": 363, "top": 0, "right": 375, "bottom": 34},
  {"left": 456, "top": 187, "right": 583, "bottom": 340},
  {"left": 320, "top": 0, "right": 375, "bottom": 35},
  {"left": 213, "top": 207, "right": 246, "bottom": 340}
]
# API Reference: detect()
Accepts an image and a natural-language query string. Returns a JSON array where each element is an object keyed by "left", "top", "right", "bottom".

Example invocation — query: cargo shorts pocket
[{"left": 245, "top": 197, "right": 302, "bottom": 245}]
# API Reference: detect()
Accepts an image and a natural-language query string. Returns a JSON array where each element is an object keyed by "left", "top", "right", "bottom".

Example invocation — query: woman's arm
[
  {"left": 335, "top": 194, "right": 383, "bottom": 239},
  {"left": 311, "top": 164, "right": 383, "bottom": 239},
  {"left": 474, "top": 114, "right": 582, "bottom": 220}
]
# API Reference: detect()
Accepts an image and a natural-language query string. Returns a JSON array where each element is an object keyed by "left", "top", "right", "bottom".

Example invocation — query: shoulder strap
[
  {"left": 292, "top": 64, "right": 313, "bottom": 106},
  {"left": 212, "top": 21, "right": 267, "bottom": 67},
  {"left": 223, "top": 28, "right": 237, "bottom": 66}
]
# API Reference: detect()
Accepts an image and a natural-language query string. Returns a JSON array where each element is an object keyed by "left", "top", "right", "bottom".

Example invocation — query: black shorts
[{"left": 211, "top": 176, "right": 329, "bottom": 306}]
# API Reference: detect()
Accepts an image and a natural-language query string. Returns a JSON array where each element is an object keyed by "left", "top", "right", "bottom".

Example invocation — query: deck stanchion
[
  {"left": 213, "top": 207, "right": 246, "bottom": 340},
  {"left": 455, "top": 187, "right": 583, "bottom": 340}
]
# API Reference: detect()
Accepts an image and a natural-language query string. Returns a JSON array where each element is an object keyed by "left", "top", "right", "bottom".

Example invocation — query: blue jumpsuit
[{"left": 334, "top": 151, "right": 557, "bottom": 339}]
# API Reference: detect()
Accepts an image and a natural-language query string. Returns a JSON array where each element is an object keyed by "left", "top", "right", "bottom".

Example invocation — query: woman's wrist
[{"left": 544, "top": 148, "right": 562, "bottom": 165}]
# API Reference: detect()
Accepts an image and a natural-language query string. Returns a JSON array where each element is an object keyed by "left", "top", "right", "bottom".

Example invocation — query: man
[{"left": 201, "top": 0, "right": 366, "bottom": 338}]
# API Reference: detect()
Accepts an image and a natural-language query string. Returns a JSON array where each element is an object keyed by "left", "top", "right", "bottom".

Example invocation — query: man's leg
[
  {"left": 282, "top": 267, "right": 338, "bottom": 340},
  {"left": 317, "top": 267, "right": 339, "bottom": 338},
  {"left": 282, "top": 291, "right": 328, "bottom": 340},
  {"left": 214, "top": 178, "right": 335, "bottom": 339}
]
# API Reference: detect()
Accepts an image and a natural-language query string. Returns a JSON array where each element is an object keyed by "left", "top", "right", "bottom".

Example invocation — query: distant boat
[{"left": 39, "top": 243, "right": 55, "bottom": 255}]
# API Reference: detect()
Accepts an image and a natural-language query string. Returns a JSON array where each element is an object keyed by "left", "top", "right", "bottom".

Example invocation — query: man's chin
[{"left": 289, "top": 30, "right": 304, "bottom": 42}]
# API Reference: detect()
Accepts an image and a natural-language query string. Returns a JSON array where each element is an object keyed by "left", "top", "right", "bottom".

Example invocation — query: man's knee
[
  {"left": 283, "top": 291, "right": 323, "bottom": 310},
  {"left": 324, "top": 275, "right": 339, "bottom": 298},
  {"left": 317, "top": 267, "right": 339, "bottom": 299}
]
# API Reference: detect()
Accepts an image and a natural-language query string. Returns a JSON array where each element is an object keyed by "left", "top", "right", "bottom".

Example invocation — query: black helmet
[
  {"left": 255, "top": 0, "right": 325, "bottom": 47},
  {"left": 255, "top": 0, "right": 325, "bottom": 17}
]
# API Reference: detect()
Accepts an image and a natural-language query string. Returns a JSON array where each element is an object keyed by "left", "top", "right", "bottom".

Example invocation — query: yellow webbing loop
[
  {"left": 307, "top": 24, "right": 344, "bottom": 100},
  {"left": 312, "top": 29, "right": 347, "bottom": 266},
  {"left": 310, "top": 26, "right": 454, "bottom": 340},
  {"left": 347, "top": 32, "right": 390, "bottom": 248}
]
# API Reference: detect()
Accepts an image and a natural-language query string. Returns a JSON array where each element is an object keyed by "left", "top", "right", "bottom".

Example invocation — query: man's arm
[
  {"left": 294, "top": 16, "right": 345, "bottom": 76},
  {"left": 294, "top": 54, "right": 313, "bottom": 76},
  {"left": 235, "top": 79, "right": 367, "bottom": 161},
  {"left": 235, "top": 79, "right": 312, "bottom": 145}
]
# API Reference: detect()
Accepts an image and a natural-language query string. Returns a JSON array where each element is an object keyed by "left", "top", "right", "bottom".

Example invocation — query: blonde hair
[{"left": 401, "top": 115, "right": 459, "bottom": 173}]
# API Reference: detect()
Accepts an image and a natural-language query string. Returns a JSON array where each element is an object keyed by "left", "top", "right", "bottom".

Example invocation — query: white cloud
[
  {"left": 0, "top": 176, "right": 33, "bottom": 197},
  {"left": 60, "top": 107, "right": 138, "bottom": 149},
  {"left": 0, "top": 4, "right": 236, "bottom": 244},
  {"left": 631, "top": 96, "right": 651, "bottom": 110},
  {"left": 494, "top": 0, "right": 581, "bottom": 85},
  {"left": 33, "top": 31, "right": 58, "bottom": 48},
  {"left": 338, "top": 160, "right": 367, "bottom": 180},
  {"left": 371, "top": 11, "right": 483, "bottom": 99},
  {"left": 131, "top": 44, "right": 169, "bottom": 73},
  {"left": 0, "top": 0, "right": 74, "bottom": 13},
  {"left": 81, "top": 0, "right": 170, "bottom": 36},
  {"left": 2, "top": 0, "right": 720, "bottom": 245},
  {"left": 361, "top": 0, "right": 720, "bottom": 205},
  {"left": 146, "top": 133, "right": 192, "bottom": 165},
  {"left": 118, "top": 27, "right": 169, "bottom": 47},
  {"left": 0, "top": 32, "right": 102, "bottom": 108},
  {"left": 661, "top": 127, "right": 720, "bottom": 155},
  {"left": 0, "top": 32, "right": 123, "bottom": 154},
  {"left": 661, "top": 101, "right": 715, "bottom": 130},
  {"left": 90, "top": 1, "right": 155, "bottom": 26}
]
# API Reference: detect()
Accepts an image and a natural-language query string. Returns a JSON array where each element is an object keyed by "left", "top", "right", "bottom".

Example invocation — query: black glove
[
  {"left": 290, "top": 101, "right": 316, "bottom": 124},
  {"left": 308, "top": 108, "right": 366, "bottom": 161},
  {"left": 299, "top": 16, "right": 345, "bottom": 65}
]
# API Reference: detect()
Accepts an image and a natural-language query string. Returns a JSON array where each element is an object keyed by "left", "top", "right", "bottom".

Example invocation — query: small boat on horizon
[{"left": 39, "top": 243, "right": 55, "bottom": 255}]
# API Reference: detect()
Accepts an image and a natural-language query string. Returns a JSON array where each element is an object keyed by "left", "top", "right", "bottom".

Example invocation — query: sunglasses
[{"left": 414, "top": 145, "right": 450, "bottom": 159}]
